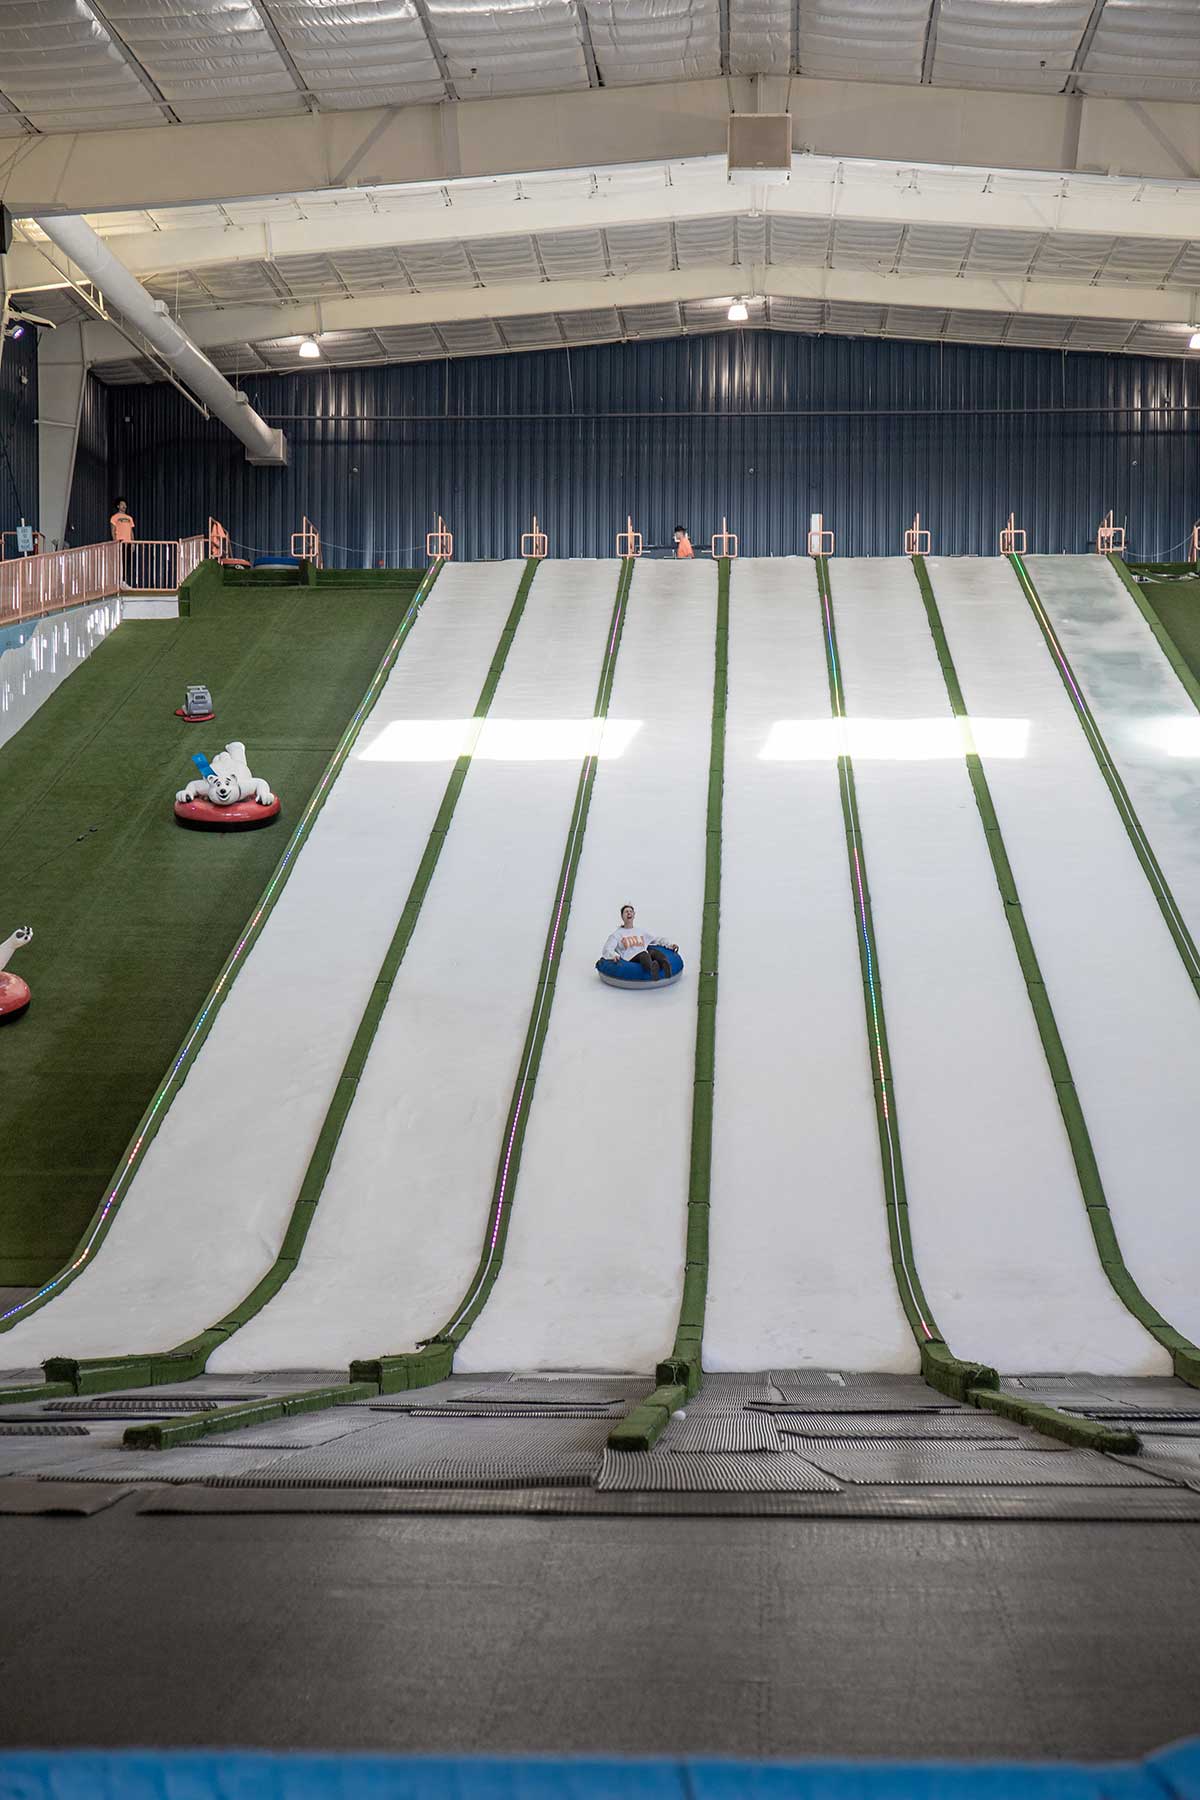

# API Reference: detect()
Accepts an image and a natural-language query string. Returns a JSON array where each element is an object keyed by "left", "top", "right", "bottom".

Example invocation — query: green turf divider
[
  {"left": 1009, "top": 553, "right": 1200, "bottom": 1007},
  {"left": 365, "top": 556, "right": 639, "bottom": 1397},
  {"left": 0, "top": 1380, "right": 75, "bottom": 1406},
  {"left": 2, "top": 559, "right": 446, "bottom": 1383},
  {"left": 41, "top": 557, "right": 539, "bottom": 1397},
  {"left": 966, "top": 1386, "right": 1139, "bottom": 1455},
  {"left": 1107, "top": 555, "right": 1200, "bottom": 717},
  {"left": 814, "top": 558, "right": 998, "bottom": 1408},
  {"left": 605, "top": 557, "right": 729, "bottom": 1451},
  {"left": 912, "top": 557, "right": 1195, "bottom": 1415},
  {"left": 122, "top": 1381, "right": 377, "bottom": 1452}
]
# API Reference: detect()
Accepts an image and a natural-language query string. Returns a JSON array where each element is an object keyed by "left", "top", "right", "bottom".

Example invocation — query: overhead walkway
[
  {"left": 459, "top": 559, "right": 718, "bottom": 1375},
  {"left": 211, "top": 559, "right": 626, "bottom": 1375},
  {"left": 929, "top": 554, "right": 1200, "bottom": 1354},
  {"left": 702, "top": 558, "right": 915, "bottom": 1372},
  {"left": 0, "top": 561, "right": 524, "bottom": 1367},
  {"left": 829, "top": 557, "right": 1162, "bottom": 1377}
]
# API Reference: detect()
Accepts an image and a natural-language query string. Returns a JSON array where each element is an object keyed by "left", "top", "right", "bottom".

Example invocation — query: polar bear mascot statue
[
  {"left": 0, "top": 924, "right": 32, "bottom": 973},
  {"left": 176, "top": 741, "right": 275, "bottom": 808},
  {"left": 0, "top": 924, "right": 33, "bottom": 1022}
]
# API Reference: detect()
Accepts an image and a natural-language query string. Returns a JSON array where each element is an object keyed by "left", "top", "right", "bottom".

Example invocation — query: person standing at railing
[{"left": 110, "top": 498, "right": 135, "bottom": 544}]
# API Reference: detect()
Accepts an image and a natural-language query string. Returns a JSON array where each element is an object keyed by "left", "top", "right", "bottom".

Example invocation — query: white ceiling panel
[
  {"left": 464, "top": 235, "right": 545, "bottom": 283},
  {"left": 620, "top": 299, "right": 686, "bottom": 333},
  {"left": 674, "top": 215, "right": 739, "bottom": 266},
  {"left": 536, "top": 230, "right": 610, "bottom": 279},
  {"left": 395, "top": 241, "right": 480, "bottom": 289},
  {"left": 98, "top": 0, "right": 305, "bottom": 121},
  {"left": 896, "top": 224, "right": 973, "bottom": 274},
  {"left": 0, "top": 0, "right": 167, "bottom": 131},
  {"left": 268, "top": 0, "right": 446, "bottom": 107},
  {"left": 605, "top": 221, "right": 676, "bottom": 272},
  {"left": 830, "top": 220, "right": 905, "bottom": 270}
]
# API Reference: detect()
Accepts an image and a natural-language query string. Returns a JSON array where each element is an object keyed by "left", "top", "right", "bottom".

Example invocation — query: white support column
[{"left": 37, "top": 322, "right": 87, "bottom": 551}]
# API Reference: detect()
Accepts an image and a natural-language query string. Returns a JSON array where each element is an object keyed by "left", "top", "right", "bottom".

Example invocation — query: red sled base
[
  {"left": 174, "top": 794, "right": 282, "bottom": 831},
  {"left": 175, "top": 708, "right": 216, "bottom": 723},
  {"left": 0, "top": 972, "right": 31, "bottom": 1023}
]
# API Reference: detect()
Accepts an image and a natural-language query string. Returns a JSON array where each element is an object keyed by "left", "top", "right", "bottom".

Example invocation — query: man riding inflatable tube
[{"left": 596, "top": 903, "right": 682, "bottom": 987}]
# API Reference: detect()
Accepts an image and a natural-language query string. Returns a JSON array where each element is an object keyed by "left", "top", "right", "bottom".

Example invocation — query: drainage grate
[
  {"left": 659, "top": 1412, "right": 782, "bottom": 1453},
  {"left": 0, "top": 1423, "right": 88, "bottom": 1437},
  {"left": 767, "top": 1374, "right": 947, "bottom": 1410},
  {"left": 44, "top": 1398, "right": 223, "bottom": 1415},
  {"left": 1074, "top": 1409, "right": 1200, "bottom": 1424},
  {"left": 597, "top": 1451, "right": 841, "bottom": 1493},
  {"left": 794, "top": 1441, "right": 1171, "bottom": 1487}
]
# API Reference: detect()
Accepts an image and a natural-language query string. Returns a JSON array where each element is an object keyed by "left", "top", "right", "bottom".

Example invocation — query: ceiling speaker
[{"left": 727, "top": 114, "right": 792, "bottom": 186}]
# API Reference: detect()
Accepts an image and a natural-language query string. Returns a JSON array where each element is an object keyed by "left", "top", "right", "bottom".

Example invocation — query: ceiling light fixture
[
  {"left": 1190, "top": 331, "right": 1200, "bottom": 351},
  {"left": 728, "top": 298, "right": 749, "bottom": 322},
  {"left": 298, "top": 337, "right": 321, "bottom": 359}
]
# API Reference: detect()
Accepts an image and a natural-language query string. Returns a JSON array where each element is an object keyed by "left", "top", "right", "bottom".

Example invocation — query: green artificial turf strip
[
  {"left": 0, "top": 579, "right": 419, "bottom": 1285},
  {"left": 1117, "top": 565, "right": 1200, "bottom": 705}
]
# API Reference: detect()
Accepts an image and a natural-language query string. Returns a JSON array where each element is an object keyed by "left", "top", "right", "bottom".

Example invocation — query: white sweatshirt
[{"left": 601, "top": 926, "right": 669, "bottom": 962}]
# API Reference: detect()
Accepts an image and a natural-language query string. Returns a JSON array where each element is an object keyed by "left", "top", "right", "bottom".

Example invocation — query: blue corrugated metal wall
[
  {"left": 66, "top": 372, "right": 111, "bottom": 547},
  {"left": 0, "top": 326, "right": 39, "bottom": 542},
  {"left": 106, "top": 331, "right": 1200, "bottom": 563}
]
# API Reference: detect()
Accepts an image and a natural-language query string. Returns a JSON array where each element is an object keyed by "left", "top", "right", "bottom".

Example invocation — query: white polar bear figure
[
  {"left": 176, "top": 741, "right": 275, "bottom": 808},
  {"left": 0, "top": 925, "right": 32, "bottom": 972}
]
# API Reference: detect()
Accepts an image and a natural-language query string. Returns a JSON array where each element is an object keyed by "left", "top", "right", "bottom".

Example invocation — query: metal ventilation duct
[{"left": 32, "top": 213, "right": 287, "bottom": 467}]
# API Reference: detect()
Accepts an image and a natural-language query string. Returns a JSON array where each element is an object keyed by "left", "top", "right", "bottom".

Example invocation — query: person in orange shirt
[
  {"left": 673, "top": 526, "right": 695, "bottom": 559},
  {"left": 110, "top": 499, "right": 135, "bottom": 543}
]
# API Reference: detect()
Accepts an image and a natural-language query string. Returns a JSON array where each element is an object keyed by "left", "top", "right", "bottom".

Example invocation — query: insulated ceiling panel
[
  {"left": 896, "top": 225, "right": 974, "bottom": 275},
  {"left": 604, "top": 221, "right": 676, "bottom": 273},
  {"left": 797, "top": 0, "right": 932, "bottom": 82},
  {"left": 394, "top": 242, "right": 479, "bottom": 290},
  {"left": 98, "top": 0, "right": 306, "bottom": 122},
  {"left": 426, "top": 0, "right": 590, "bottom": 96},
  {"left": 729, "top": 0, "right": 793, "bottom": 73},
  {"left": 675, "top": 215, "right": 739, "bottom": 267},
  {"left": 0, "top": 0, "right": 166, "bottom": 131},
  {"left": 269, "top": 0, "right": 447, "bottom": 108},
  {"left": 1080, "top": 0, "right": 1200, "bottom": 97},
  {"left": 583, "top": 0, "right": 722, "bottom": 84},
  {"left": 464, "top": 236, "right": 545, "bottom": 284},
  {"left": 930, "top": 0, "right": 1097, "bottom": 92},
  {"left": 536, "top": 231, "right": 610, "bottom": 280}
]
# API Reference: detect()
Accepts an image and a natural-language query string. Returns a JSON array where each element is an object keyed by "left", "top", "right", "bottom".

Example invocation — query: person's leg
[
  {"left": 649, "top": 946, "right": 672, "bottom": 979},
  {"left": 631, "top": 951, "right": 656, "bottom": 977}
]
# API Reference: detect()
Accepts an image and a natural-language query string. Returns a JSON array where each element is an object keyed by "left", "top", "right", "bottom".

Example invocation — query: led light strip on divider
[
  {"left": 361, "top": 556, "right": 637, "bottom": 1389},
  {"left": 912, "top": 556, "right": 1200, "bottom": 1394},
  {"left": 0, "top": 561, "right": 447, "bottom": 1338}
]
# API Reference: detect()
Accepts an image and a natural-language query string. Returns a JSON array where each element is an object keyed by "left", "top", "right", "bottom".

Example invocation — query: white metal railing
[
  {"left": 120, "top": 536, "right": 208, "bottom": 593},
  {"left": 1190, "top": 522, "right": 1199, "bottom": 565},
  {"left": 0, "top": 539, "right": 122, "bottom": 626}
]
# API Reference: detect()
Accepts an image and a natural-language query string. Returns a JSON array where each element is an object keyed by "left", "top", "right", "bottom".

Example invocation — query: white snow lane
[
  {"left": 932, "top": 552, "right": 1199, "bottom": 1356},
  {"left": 459, "top": 559, "right": 716, "bottom": 1374},
  {"left": 703, "top": 558, "right": 915, "bottom": 1371},
  {"left": 1, "top": 562, "right": 528, "bottom": 1367},
  {"left": 833, "top": 557, "right": 1162, "bottom": 1375},
  {"left": 1025, "top": 554, "right": 1200, "bottom": 951},
  {"left": 212, "top": 560, "right": 623, "bottom": 1375}
]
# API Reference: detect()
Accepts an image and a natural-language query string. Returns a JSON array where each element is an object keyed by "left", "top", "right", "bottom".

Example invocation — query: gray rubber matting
[
  {"left": 597, "top": 1450, "right": 843, "bottom": 1493},
  {"left": 794, "top": 1441, "right": 1172, "bottom": 1486},
  {"left": 657, "top": 1410, "right": 782, "bottom": 1452},
  {"left": 0, "top": 1423, "right": 88, "bottom": 1437},
  {"left": 45, "top": 1398, "right": 225, "bottom": 1414},
  {"left": 775, "top": 1412, "right": 1026, "bottom": 1439}
]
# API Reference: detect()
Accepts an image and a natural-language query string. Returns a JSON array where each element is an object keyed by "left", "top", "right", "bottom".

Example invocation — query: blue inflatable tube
[
  {"left": 253, "top": 555, "right": 301, "bottom": 568},
  {"left": 596, "top": 947, "right": 684, "bottom": 989}
]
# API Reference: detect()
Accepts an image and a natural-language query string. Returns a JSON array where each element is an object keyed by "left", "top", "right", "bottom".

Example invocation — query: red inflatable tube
[
  {"left": 0, "top": 972, "right": 31, "bottom": 1023},
  {"left": 174, "top": 708, "right": 215, "bottom": 723},
  {"left": 174, "top": 794, "right": 282, "bottom": 831}
]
